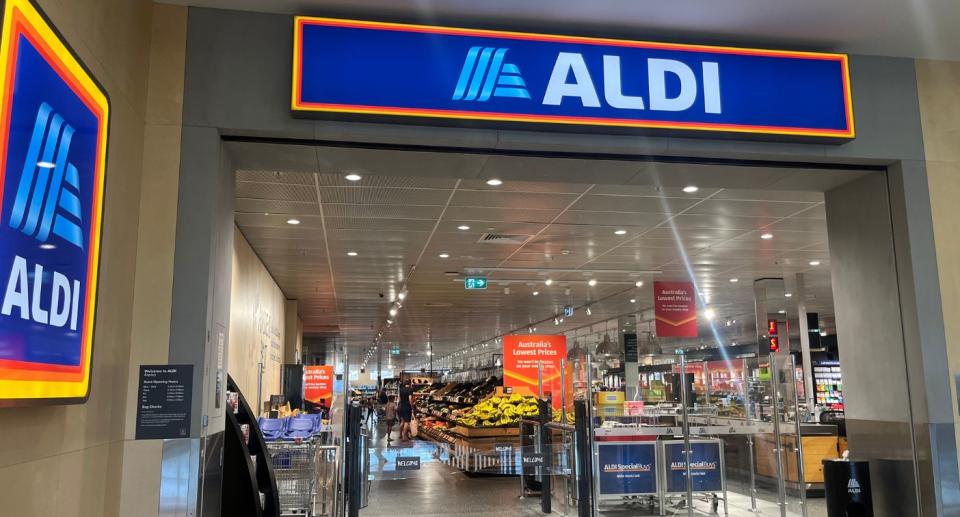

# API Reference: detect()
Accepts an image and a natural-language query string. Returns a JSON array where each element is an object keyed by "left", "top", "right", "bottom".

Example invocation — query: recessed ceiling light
[
  {"left": 614, "top": 229, "right": 627, "bottom": 235},
  {"left": 39, "top": 243, "right": 56, "bottom": 250},
  {"left": 457, "top": 225, "right": 470, "bottom": 230},
  {"left": 263, "top": 212, "right": 270, "bottom": 216},
  {"left": 389, "top": 308, "right": 398, "bottom": 316},
  {"left": 761, "top": 233, "right": 774, "bottom": 240},
  {"left": 635, "top": 281, "right": 643, "bottom": 288},
  {"left": 785, "top": 293, "right": 793, "bottom": 298},
  {"left": 532, "top": 291, "right": 539, "bottom": 296},
  {"left": 729, "top": 278, "right": 739, "bottom": 283},
  {"left": 486, "top": 178, "right": 503, "bottom": 186},
  {"left": 778, "top": 309, "right": 787, "bottom": 314},
  {"left": 345, "top": 173, "right": 362, "bottom": 182},
  {"left": 439, "top": 253, "right": 450, "bottom": 258},
  {"left": 682, "top": 185, "right": 699, "bottom": 193},
  {"left": 561, "top": 250, "right": 570, "bottom": 255},
  {"left": 286, "top": 218, "right": 301, "bottom": 225},
  {"left": 347, "top": 251, "right": 358, "bottom": 256},
  {"left": 588, "top": 279, "right": 598, "bottom": 287},
  {"left": 809, "top": 260, "right": 821, "bottom": 266},
  {"left": 398, "top": 291, "right": 407, "bottom": 300},
  {"left": 629, "top": 298, "right": 636, "bottom": 303},
  {"left": 544, "top": 278, "right": 553, "bottom": 286},
  {"left": 704, "top": 307, "right": 716, "bottom": 320}
]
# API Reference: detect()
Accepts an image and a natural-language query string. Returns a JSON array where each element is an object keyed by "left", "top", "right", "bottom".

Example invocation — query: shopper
[
  {"left": 398, "top": 381, "right": 414, "bottom": 440},
  {"left": 365, "top": 397, "right": 375, "bottom": 426},
  {"left": 383, "top": 395, "right": 398, "bottom": 443}
]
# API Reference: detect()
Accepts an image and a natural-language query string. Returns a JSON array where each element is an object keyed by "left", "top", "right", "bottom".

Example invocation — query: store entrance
[{"left": 228, "top": 140, "right": 912, "bottom": 516}]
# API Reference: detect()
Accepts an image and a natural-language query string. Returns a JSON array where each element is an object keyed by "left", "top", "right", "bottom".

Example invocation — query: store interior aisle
[{"left": 361, "top": 420, "right": 543, "bottom": 516}]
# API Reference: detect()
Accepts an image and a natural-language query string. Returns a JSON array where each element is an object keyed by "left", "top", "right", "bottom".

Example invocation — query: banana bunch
[
  {"left": 457, "top": 394, "right": 543, "bottom": 427},
  {"left": 551, "top": 410, "right": 576, "bottom": 423}
]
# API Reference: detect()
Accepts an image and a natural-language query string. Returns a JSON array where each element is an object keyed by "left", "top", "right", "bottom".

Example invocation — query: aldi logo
[{"left": 0, "top": 0, "right": 109, "bottom": 406}]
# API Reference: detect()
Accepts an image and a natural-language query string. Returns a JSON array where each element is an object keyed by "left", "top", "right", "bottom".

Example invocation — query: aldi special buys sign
[
  {"left": 292, "top": 17, "right": 854, "bottom": 139},
  {"left": 663, "top": 440, "right": 724, "bottom": 493},
  {"left": 598, "top": 442, "right": 658, "bottom": 496},
  {"left": 0, "top": 0, "right": 109, "bottom": 406}
]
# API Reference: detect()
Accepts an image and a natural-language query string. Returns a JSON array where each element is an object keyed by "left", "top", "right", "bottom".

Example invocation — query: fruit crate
[{"left": 451, "top": 425, "right": 520, "bottom": 438}]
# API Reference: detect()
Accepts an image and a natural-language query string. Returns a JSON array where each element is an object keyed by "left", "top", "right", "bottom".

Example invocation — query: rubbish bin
[{"left": 822, "top": 459, "right": 873, "bottom": 517}]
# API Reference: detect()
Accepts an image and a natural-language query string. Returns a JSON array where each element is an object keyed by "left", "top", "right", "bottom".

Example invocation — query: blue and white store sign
[
  {"left": 0, "top": 0, "right": 109, "bottom": 406},
  {"left": 293, "top": 17, "right": 854, "bottom": 139},
  {"left": 664, "top": 440, "right": 724, "bottom": 493},
  {"left": 598, "top": 442, "right": 658, "bottom": 496}
]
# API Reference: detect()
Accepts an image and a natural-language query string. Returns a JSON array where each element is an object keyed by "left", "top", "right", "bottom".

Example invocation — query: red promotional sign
[
  {"left": 303, "top": 365, "right": 334, "bottom": 404},
  {"left": 654, "top": 281, "right": 698, "bottom": 337},
  {"left": 503, "top": 335, "right": 568, "bottom": 409}
]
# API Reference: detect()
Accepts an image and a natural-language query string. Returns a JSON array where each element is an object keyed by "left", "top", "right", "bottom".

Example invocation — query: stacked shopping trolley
[{"left": 261, "top": 416, "right": 339, "bottom": 517}]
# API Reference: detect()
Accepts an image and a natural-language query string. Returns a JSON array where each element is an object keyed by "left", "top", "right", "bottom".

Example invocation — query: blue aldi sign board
[
  {"left": 598, "top": 442, "right": 658, "bottom": 496},
  {"left": 0, "top": 0, "right": 109, "bottom": 406},
  {"left": 664, "top": 440, "right": 724, "bottom": 493},
  {"left": 293, "top": 17, "right": 854, "bottom": 139}
]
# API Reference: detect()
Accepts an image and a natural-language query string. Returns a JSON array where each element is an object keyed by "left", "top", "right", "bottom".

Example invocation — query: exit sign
[{"left": 465, "top": 277, "right": 488, "bottom": 290}]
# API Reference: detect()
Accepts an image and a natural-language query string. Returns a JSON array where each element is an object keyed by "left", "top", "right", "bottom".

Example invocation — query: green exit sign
[{"left": 464, "top": 277, "right": 488, "bottom": 290}]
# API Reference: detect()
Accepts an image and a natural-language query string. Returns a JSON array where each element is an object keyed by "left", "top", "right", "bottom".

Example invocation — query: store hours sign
[
  {"left": 293, "top": 17, "right": 854, "bottom": 139},
  {"left": 0, "top": 0, "right": 109, "bottom": 406}
]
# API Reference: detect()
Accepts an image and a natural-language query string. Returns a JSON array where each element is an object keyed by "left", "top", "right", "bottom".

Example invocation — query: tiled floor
[{"left": 361, "top": 421, "right": 828, "bottom": 517}]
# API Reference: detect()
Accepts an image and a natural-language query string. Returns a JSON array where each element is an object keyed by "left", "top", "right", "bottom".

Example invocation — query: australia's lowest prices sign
[
  {"left": 0, "top": 0, "right": 109, "bottom": 406},
  {"left": 503, "top": 334, "right": 569, "bottom": 409},
  {"left": 304, "top": 365, "right": 334, "bottom": 405}
]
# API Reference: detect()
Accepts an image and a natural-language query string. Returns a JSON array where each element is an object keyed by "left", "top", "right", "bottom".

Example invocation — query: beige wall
[
  {"left": 230, "top": 227, "right": 288, "bottom": 409},
  {"left": 0, "top": 1, "right": 183, "bottom": 516},
  {"left": 916, "top": 59, "right": 960, "bottom": 474},
  {"left": 284, "top": 299, "right": 303, "bottom": 364}
]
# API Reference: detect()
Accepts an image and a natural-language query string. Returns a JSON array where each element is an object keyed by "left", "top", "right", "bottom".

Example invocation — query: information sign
[
  {"left": 135, "top": 365, "right": 193, "bottom": 440},
  {"left": 464, "top": 277, "right": 488, "bottom": 290}
]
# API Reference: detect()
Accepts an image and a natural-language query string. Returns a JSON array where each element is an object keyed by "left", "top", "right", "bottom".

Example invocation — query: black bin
[{"left": 822, "top": 459, "right": 873, "bottom": 517}]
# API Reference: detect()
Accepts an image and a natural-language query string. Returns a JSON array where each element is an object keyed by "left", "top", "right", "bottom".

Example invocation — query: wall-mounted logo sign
[
  {"left": 293, "top": 17, "right": 854, "bottom": 139},
  {"left": 0, "top": 0, "right": 109, "bottom": 406}
]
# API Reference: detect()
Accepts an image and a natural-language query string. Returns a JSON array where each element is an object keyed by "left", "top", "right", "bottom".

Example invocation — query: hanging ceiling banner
[
  {"left": 503, "top": 334, "right": 567, "bottom": 409},
  {"left": 654, "top": 281, "right": 698, "bottom": 338},
  {"left": 293, "top": 17, "right": 854, "bottom": 139},
  {"left": 0, "top": 0, "right": 109, "bottom": 407},
  {"left": 303, "top": 365, "right": 334, "bottom": 405}
]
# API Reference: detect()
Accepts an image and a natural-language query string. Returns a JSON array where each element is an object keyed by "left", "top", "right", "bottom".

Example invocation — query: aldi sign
[
  {"left": 0, "top": 0, "right": 109, "bottom": 406},
  {"left": 293, "top": 17, "right": 854, "bottom": 139}
]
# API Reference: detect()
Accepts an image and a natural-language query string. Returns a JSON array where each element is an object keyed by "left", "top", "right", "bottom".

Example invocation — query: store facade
[
  {"left": 3, "top": 2, "right": 960, "bottom": 516},
  {"left": 162, "top": 7, "right": 958, "bottom": 516}
]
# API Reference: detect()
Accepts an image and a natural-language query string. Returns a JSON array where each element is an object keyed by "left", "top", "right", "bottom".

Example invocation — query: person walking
[
  {"left": 383, "top": 395, "right": 398, "bottom": 443},
  {"left": 397, "top": 381, "right": 414, "bottom": 441}
]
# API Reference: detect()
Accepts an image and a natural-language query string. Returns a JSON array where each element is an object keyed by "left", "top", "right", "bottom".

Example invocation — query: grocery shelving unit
[{"left": 812, "top": 360, "right": 844, "bottom": 411}]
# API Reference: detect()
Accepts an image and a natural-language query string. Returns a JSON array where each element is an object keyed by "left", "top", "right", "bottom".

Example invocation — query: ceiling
[
  {"left": 163, "top": 0, "right": 960, "bottom": 61},
  {"left": 233, "top": 149, "right": 853, "bottom": 368}
]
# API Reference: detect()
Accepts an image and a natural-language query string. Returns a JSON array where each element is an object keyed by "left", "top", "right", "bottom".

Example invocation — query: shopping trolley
[{"left": 267, "top": 440, "right": 340, "bottom": 516}]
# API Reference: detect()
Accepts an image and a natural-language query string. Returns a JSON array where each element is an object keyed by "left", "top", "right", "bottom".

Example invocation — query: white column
[{"left": 795, "top": 273, "right": 816, "bottom": 412}]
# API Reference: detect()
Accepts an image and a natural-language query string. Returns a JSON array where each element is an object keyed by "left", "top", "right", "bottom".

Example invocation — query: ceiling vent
[{"left": 478, "top": 233, "right": 527, "bottom": 244}]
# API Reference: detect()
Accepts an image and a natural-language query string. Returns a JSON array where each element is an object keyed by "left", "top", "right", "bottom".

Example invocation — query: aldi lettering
[
  {"left": 294, "top": 17, "right": 854, "bottom": 139},
  {"left": 0, "top": 0, "right": 109, "bottom": 406}
]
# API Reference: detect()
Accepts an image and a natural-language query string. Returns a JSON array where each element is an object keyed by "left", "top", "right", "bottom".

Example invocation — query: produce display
[{"left": 455, "top": 394, "right": 540, "bottom": 427}]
